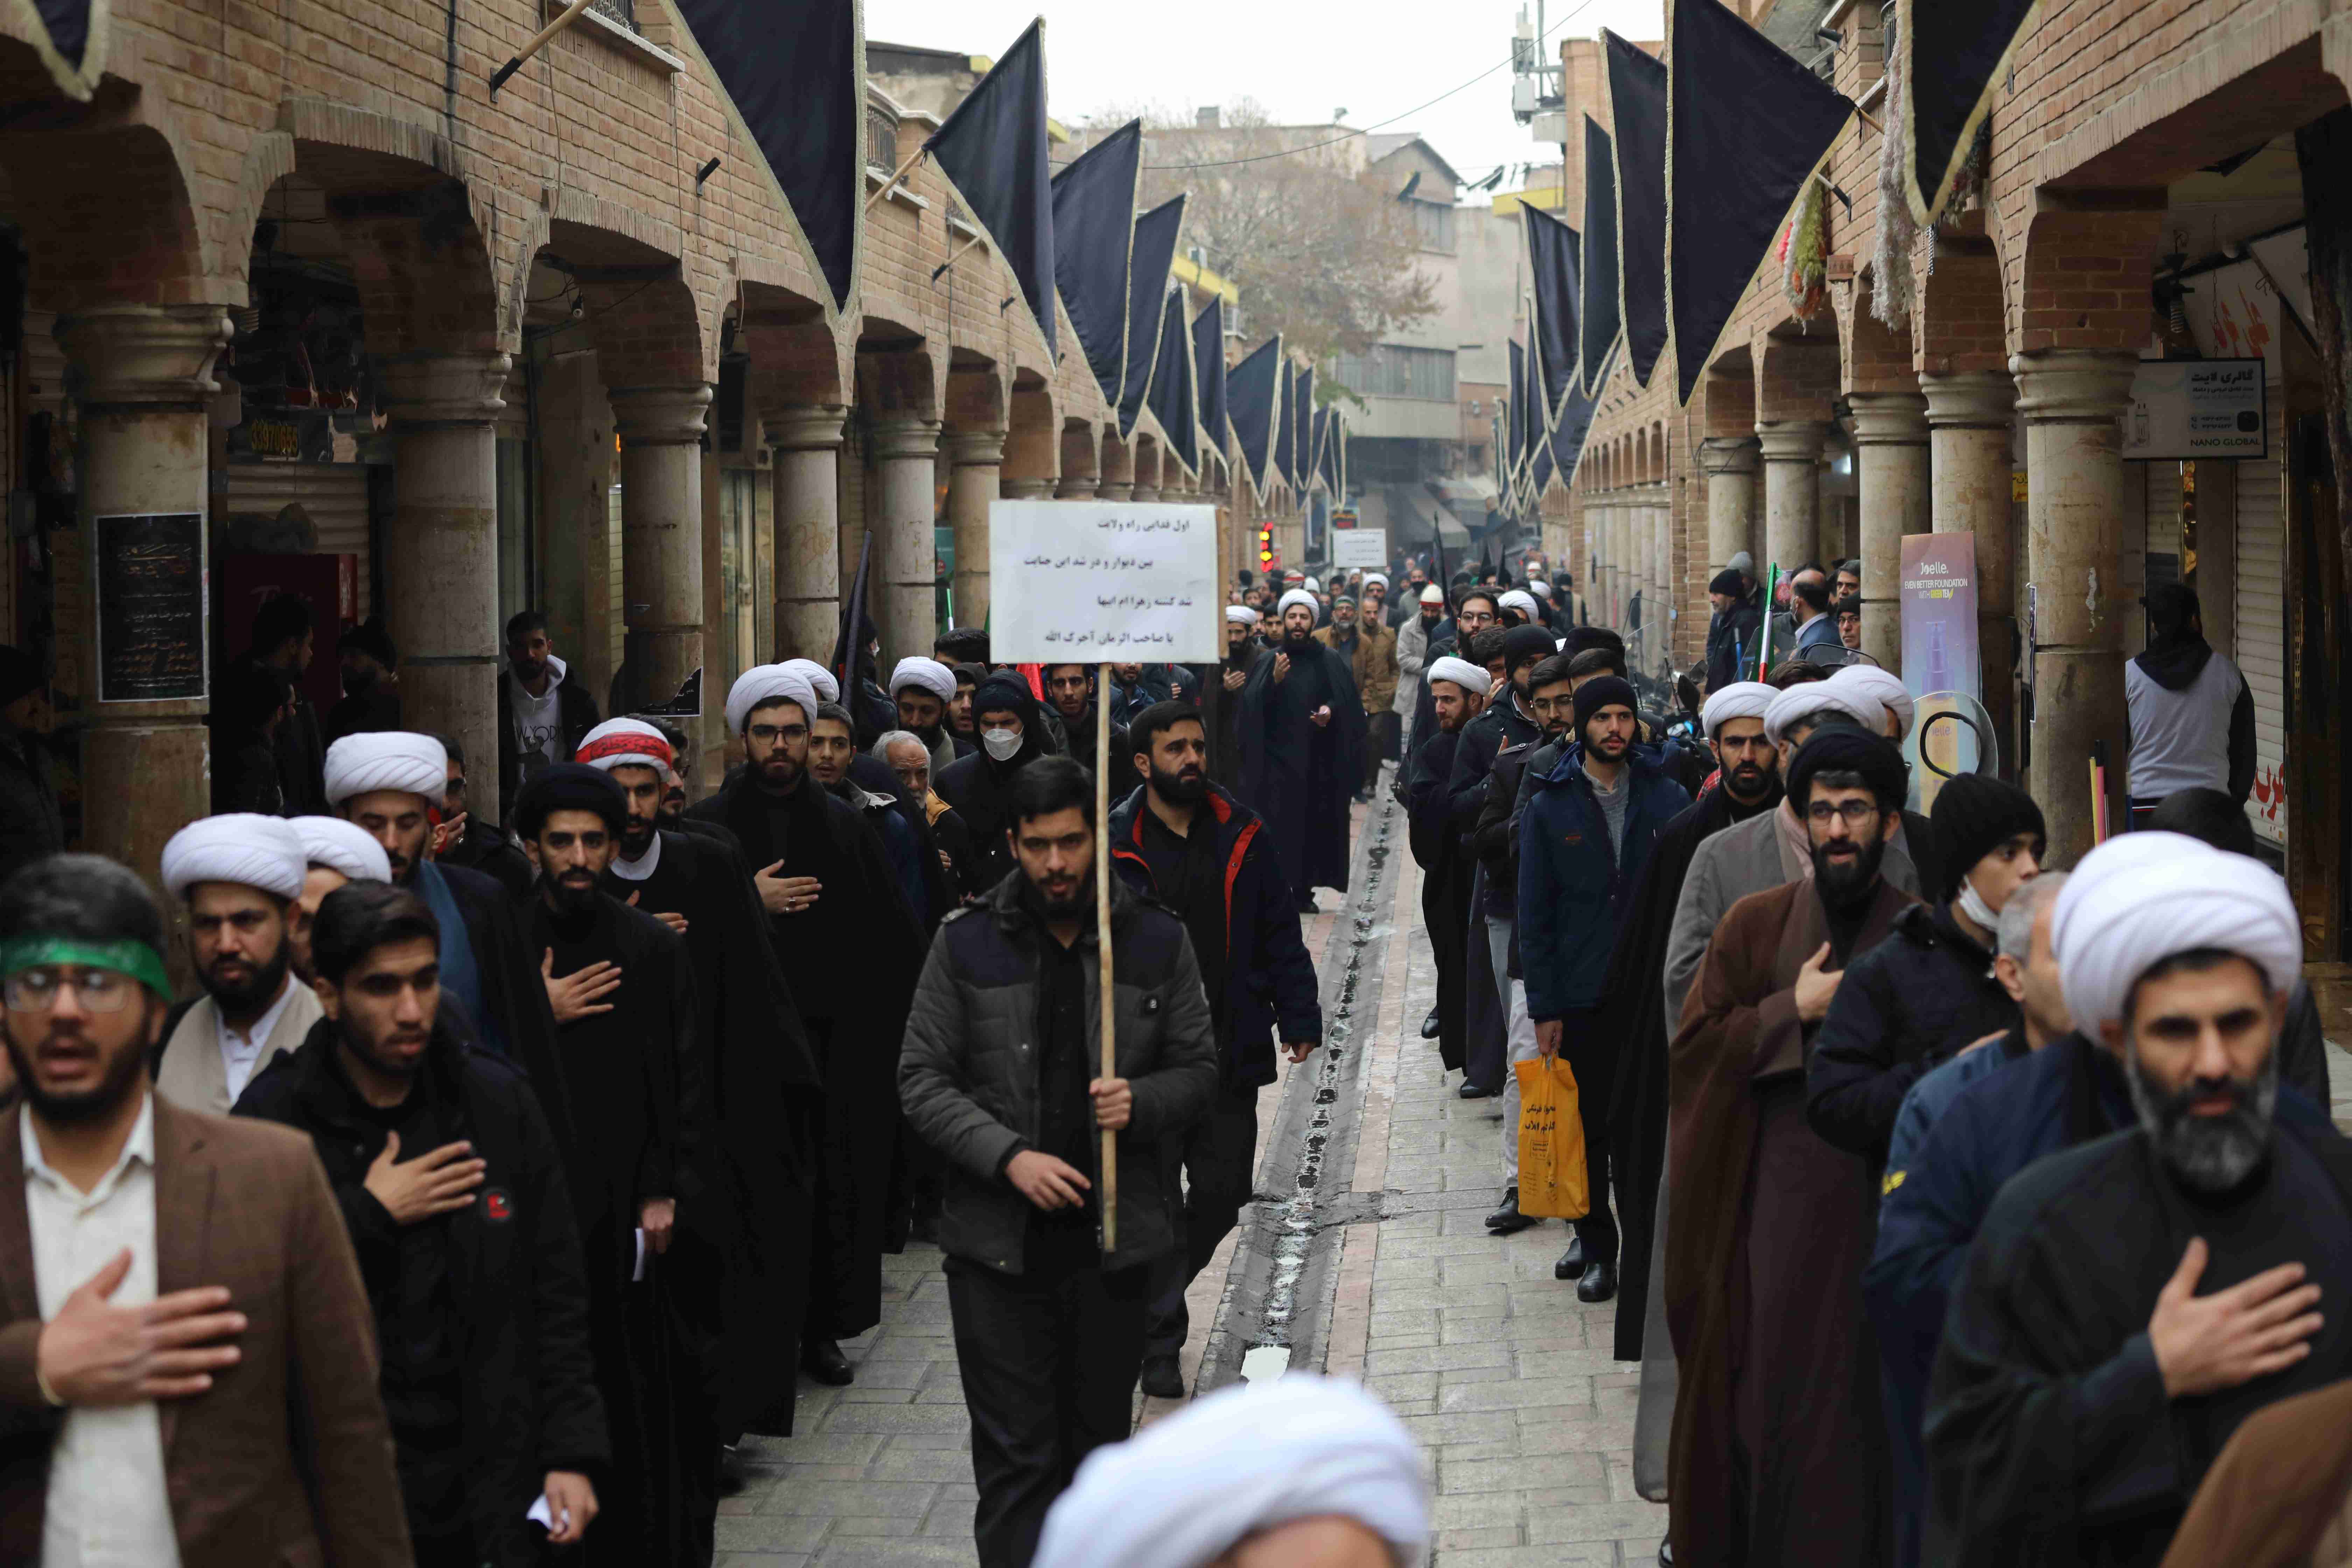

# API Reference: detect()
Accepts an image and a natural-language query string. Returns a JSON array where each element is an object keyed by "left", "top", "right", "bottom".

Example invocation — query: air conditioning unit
[
  {"left": 1511, "top": 78, "right": 1539, "bottom": 117},
  {"left": 1530, "top": 111, "right": 1569, "bottom": 142}
]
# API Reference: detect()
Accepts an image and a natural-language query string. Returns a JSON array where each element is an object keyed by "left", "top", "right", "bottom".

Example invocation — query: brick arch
[
  {"left": 1004, "top": 368, "right": 1059, "bottom": 488},
  {"left": 1060, "top": 417, "right": 1100, "bottom": 488},
  {"left": 855, "top": 314, "right": 943, "bottom": 420},
  {"left": 1910, "top": 229, "right": 2010, "bottom": 377},
  {"left": 944, "top": 351, "right": 1007, "bottom": 434},
  {"left": 1754, "top": 327, "right": 1841, "bottom": 425},
  {"left": 744, "top": 279, "right": 850, "bottom": 412},
  {"left": 1134, "top": 431, "right": 1163, "bottom": 493},
  {"left": 2013, "top": 205, "right": 2165, "bottom": 356},
  {"left": 1651, "top": 421, "right": 1666, "bottom": 481}
]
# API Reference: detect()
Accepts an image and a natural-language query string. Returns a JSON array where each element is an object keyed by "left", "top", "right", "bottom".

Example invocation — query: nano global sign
[{"left": 2122, "top": 358, "right": 2266, "bottom": 461}]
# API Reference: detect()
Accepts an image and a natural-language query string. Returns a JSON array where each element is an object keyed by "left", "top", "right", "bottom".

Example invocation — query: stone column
[
  {"left": 1698, "top": 437, "right": 1760, "bottom": 577},
  {"left": 1056, "top": 472, "right": 1099, "bottom": 500},
  {"left": 1922, "top": 371, "right": 2020, "bottom": 765},
  {"left": 1756, "top": 421, "right": 1827, "bottom": 579},
  {"left": 1652, "top": 491, "right": 1673, "bottom": 672},
  {"left": 2014, "top": 350, "right": 2139, "bottom": 864},
  {"left": 55, "top": 304, "right": 231, "bottom": 873},
  {"left": 943, "top": 430, "right": 1005, "bottom": 630},
  {"left": 869, "top": 416, "right": 942, "bottom": 666},
  {"left": 769, "top": 406, "right": 846, "bottom": 660},
  {"left": 609, "top": 385, "right": 712, "bottom": 718},
  {"left": 1847, "top": 391, "right": 1931, "bottom": 669},
  {"left": 1098, "top": 435, "right": 1135, "bottom": 503}
]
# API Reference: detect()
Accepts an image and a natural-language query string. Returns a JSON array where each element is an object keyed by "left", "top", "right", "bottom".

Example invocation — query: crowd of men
[{"left": 0, "top": 519, "right": 2332, "bottom": 1568}]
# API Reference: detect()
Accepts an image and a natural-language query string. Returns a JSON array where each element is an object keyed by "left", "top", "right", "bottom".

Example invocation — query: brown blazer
[{"left": 0, "top": 1097, "right": 411, "bottom": 1567}]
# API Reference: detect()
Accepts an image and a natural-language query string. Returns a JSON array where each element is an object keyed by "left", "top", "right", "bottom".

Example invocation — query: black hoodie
[{"left": 933, "top": 673, "right": 1059, "bottom": 891}]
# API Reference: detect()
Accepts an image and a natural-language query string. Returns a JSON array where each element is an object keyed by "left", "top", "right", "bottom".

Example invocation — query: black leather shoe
[
  {"left": 800, "top": 1338, "right": 854, "bottom": 1386},
  {"left": 1139, "top": 1354, "right": 1185, "bottom": 1400},
  {"left": 1419, "top": 1008, "right": 1442, "bottom": 1040},
  {"left": 1485, "top": 1187, "right": 1537, "bottom": 1233},
  {"left": 1577, "top": 1257, "right": 1619, "bottom": 1303},
  {"left": 1457, "top": 1079, "right": 1498, "bottom": 1099},
  {"left": 1553, "top": 1236, "right": 1586, "bottom": 1279}
]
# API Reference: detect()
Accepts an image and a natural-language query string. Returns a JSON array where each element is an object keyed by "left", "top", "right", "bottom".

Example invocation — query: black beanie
[
  {"left": 1573, "top": 676, "right": 1639, "bottom": 738},
  {"left": 1786, "top": 728, "right": 1908, "bottom": 817},
  {"left": 513, "top": 762, "right": 628, "bottom": 840},
  {"left": 1500, "top": 624, "right": 1557, "bottom": 676},
  {"left": 1930, "top": 774, "right": 2046, "bottom": 902},
  {"left": 1708, "top": 568, "right": 1745, "bottom": 596}
]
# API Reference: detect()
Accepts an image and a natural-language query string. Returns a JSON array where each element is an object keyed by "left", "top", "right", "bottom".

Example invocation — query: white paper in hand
[
  {"left": 633, "top": 1227, "right": 648, "bottom": 1282},
  {"left": 528, "top": 1494, "right": 569, "bottom": 1532}
]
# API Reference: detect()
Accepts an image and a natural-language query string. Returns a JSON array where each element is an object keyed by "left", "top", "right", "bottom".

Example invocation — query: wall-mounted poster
[
  {"left": 95, "top": 512, "right": 206, "bottom": 703},
  {"left": 2123, "top": 359, "right": 2266, "bottom": 461}
]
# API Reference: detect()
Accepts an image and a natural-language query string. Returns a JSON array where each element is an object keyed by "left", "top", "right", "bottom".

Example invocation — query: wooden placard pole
[
  {"left": 930, "top": 233, "right": 985, "bottom": 282},
  {"left": 866, "top": 146, "right": 928, "bottom": 211},
  {"left": 488, "top": 0, "right": 595, "bottom": 97},
  {"left": 1095, "top": 661, "right": 1118, "bottom": 1252}
]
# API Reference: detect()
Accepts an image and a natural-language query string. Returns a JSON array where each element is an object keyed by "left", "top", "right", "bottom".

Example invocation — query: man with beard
[
  {"left": 1395, "top": 585, "right": 1447, "bottom": 781},
  {"left": 152, "top": 813, "right": 323, "bottom": 1114},
  {"left": 1664, "top": 728, "right": 1919, "bottom": 1568},
  {"left": 891, "top": 656, "right": 966, "bottom": 777},
  {"left": 427, "top": 733, "right": 533, "bottom": 899},
  {"left": 938, "top": 672, "right": 1061, "bottom": 894},
  {"left": 0, "top": 856, "right": 411, "bottom": 1564},
  {"left": 1045, "top": 664, "right": 1139, "bottom": 806},
  {"left": 1407, "top": 658, "right": 1490, "bottom": 1072},
  {"left": 1924, "top": 834, "right": 2348, "bottom": 1568},
  {"left": 1239, "top": 589, "right": 1368, "bottom": 914},
  {"left": 1607, "top": 681, "right": 1783, "bottom": 1501},
  {"left": 1110, "top": 702, "right": 1322, "bottom": 1401},
  {"left": 1446, "top": 624, "right": 1554, "bottom": 1098},
  {"left": 497, "top": 610, "right": 601, "bottom": 806},
  {"left": 289, "top": 815, "right": 393, "bottom": 982},
  {"left": 236, "top": 879, "right": 605, "bottom": 1566},
  {"left": 323, "top": 616, "right": 403, "bottom": 746},
  {"left": 324, "top": 733, "right": 571, "bottom": 1139},
  {"left": 878, "top": 730, "right": 981, "bottom": 901},
  {"left": 1807, "top": 774, "right": 2044, "bottom": 1165},
  {"left": 1706, "top": 568, "right": 1766, "bottom": 691},
  {"left": 810, "top": 702, "right": 949, "bottom": 931},
  {"left": 510, "top": 764, "right": 706, "bottom": 1564},
  {"left": 1211, "top": 608, "right": 1260, "bottom": 795},
  {"left": 237, "top": 591, "right": 328, "bottom": 814},
  {"left": 690, "top": 665, "right": 925, "bottom": 1387},
  {"left": 578, "top": 717, "right": 819, "bottom": 1455},
  {"left": 900, "top": 757, "right": 1218, "bottom": 1568},
  {"left": 1314, "top": 596, "right": 1398, "bottom": 804},
  {"left": 1518, "top": 676, "right": 1692, "bottom": 1302}
]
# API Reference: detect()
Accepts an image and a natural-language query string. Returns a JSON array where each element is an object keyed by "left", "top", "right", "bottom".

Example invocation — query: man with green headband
[{"left": 0, "top": 852, "right": 410, "bottom": 1561}]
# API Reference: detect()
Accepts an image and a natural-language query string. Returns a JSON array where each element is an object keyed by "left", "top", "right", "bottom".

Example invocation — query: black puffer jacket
[
  {"left": 1805, "top": 901, "right": 2019, "bottom": 1165},
  {"left": 934, "top": 676, "right": 1059, "bottom": 891}
]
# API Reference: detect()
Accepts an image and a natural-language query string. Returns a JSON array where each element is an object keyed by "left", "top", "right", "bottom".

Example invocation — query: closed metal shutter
[
  {"left": 2233, "top": 403, "right": 2286, "bottom": 848},
  {"left": 224, "top": 463, "right": 376, "bottom": 619}
]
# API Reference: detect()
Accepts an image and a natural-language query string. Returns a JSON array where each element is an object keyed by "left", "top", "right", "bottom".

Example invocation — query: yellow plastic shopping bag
[{"left": 1514, "top": 1056, "right": 1590, "bottom": 1220}]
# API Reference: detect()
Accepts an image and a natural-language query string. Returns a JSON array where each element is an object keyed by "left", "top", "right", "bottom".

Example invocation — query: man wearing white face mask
[{"left": 935, "top": 671, "right": 1060, "bottom": 895}]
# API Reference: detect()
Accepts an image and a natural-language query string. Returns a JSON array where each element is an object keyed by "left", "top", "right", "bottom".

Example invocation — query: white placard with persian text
[
  {"left": 988, "top": 501, "right": 1221, "bottom": 664},
  {"left": 1331, "top": 528, "right": 1390, "bottom": 570}
]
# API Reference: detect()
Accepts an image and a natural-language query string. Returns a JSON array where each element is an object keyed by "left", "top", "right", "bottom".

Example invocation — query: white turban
[
  {"left": 1427, "top": 656, "right": 1491, "bottom": 698},
  {"left": 323, "top": 732, "right": 447, "bottom": 808},
  {"left": 160, "top": 813, "right": 307, "bottom": 902},
  {"left": 889, "top": 656, "right": 956, "bottom": 705},
  {"left": 1226, "top": 606, "right": 1259, "bottom": 625},
  {"left": 2054, "top": 832, "right": 2303, "bottom": 1036},
  {"left": 575, "top": 718, "right": 673, "bottom": 774},
  {"left": 1034, "top": 1377, "right": 1429, "bottom": 1568},
  {"left": 1499, "top": 589, "right": 1539, "bottom": 617},
  {"left": 1831, "top": 664, "right": 1915, "bottom": 740},
  {"left": 1701, "top": 680, "right": 1778, "bottom": 739},
  {"left": 1530, "top": 579, "right": 1553, "bottom": 598},
  {"left": 289, "top": 816, "right": 392, "bottom": 883},
  {"left": 1420, "top": 584, "right": 1445, "bottom": 606},
  {"left": 1278, "top": 589, "right": 1320, "bottom": 617},
  {"left": 725, "top": 664, "right": 819, "bottom": 735},
  {"left": 780, "top": 657, "right": 840, "bottom": 704},
  {"left": 1763, "top": 680, "right": 1885, "bottom": 746},
  {"left": 1365, "top": 573, "right": 1388, "bottom": 590},
  {"left": 1303, "top": 575, "right": 1320, "bottom": 591}
]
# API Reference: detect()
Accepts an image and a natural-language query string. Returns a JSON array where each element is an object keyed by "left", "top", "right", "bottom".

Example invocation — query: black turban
[
  {"left": 1786, "top": 727, "right": 1908, "bottom": 813},
  {"left": 513, "top": 762, "right": 627, "bottom": 840},
  {"left": 1561, "top": 625, "right": 1625, "bottom": 663},
  {"left": 1500, "top": 624, "right": 1558, "bottom": 676},
  {"left": 1929, "top": 774, "right": 2046, "bottom": 901}
]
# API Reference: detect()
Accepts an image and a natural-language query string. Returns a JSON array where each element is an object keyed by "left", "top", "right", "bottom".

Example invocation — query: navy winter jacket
[{"left": 1517, "top": 743, "right": 1690, "bottom": 1022}]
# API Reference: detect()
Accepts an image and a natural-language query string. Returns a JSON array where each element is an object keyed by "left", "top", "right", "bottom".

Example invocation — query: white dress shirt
[
  {"left": 22, "top": 1096, "right": 183, "bottom": 1568},
  {"left": 216, "top": 974, "right": 300, "bottom": 1103}
]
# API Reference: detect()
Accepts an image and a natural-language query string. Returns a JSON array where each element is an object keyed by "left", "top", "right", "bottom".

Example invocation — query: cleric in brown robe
[{"left": 1663, "top": 727, "right": 1919, "bottom": 1567}]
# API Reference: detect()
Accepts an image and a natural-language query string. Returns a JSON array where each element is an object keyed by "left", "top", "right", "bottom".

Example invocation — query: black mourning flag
[
  {"left": 1289, "top": 365, "right": 1316, "bottom": 490},
  {"left": 1192, "top": 296, "right": 1228, "bottom": 459},
  {"left": 1309, "top": 407, "right": 1331, "bottom": 493},
  {"left": 1273, "top": 359, "right": 1296, "bottom": 492},
  {"left": 1228, "top": 336, "right": 1284, "bottom": 496},
  {"left": 1552, "top": 341, "right": 1615, "bottom": 486},
  {"left": 662, "top": 0, "right": 860, "bottom": 312},
  {"left": 1603, "top": 32, "right": 1669, "bottom": 390},
  {"left": 1507, "top": 338, "right": 1530, "bottom": 489},
  {"left": 924, "top": 20, "right": 1056, "bottom": 359},
  {"left": 1524, "top": 204, "right": 1582, "bottom": 429},
  {"left": 1666, "top": 0, "right": 1853, "bottom": 406},
  {"left": 829, "top": 529, "right": 878, "bottom": 696},
  {"left": 1050, "top": 121, "right": 1141, "bottom": 410},
  {"left": 23, "top": 0, "right": 103, "bottom": 99},
  {"left": 1895, "top": 0, "right": 2040, "bottom": 224},
  {"left": 1120, "top": 196, "right": 1186, "bottom": 438},
  {"left": 1579, "top": 117, "right": 1622, "bottom": 398},
  {"left": 1336, "top": 414, "right": 1349, "bottom": 498},
  {"left": 1146, "top": 289, "right": 1200, "bottom": 477}
]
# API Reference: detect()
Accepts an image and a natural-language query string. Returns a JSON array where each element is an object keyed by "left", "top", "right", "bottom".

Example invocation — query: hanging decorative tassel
[{"left": 1784, "top": 178, "right": 1829, "bottom": 320}]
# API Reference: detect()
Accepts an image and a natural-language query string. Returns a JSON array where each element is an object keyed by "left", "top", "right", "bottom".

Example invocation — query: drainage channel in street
[{"left": 1197, "top": 791, "right": 1402, "bottom": 1390}]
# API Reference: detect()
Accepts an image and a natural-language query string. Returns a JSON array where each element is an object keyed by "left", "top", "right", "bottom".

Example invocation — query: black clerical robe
[
  {"left": 602, "top": 827, "right": 819, "bottom": 1441},
  {"left": 1925, "top": 1118, "right": 2352, "bottom": 1568},
  {"left": 527, "top": 891, "right": 702, "bottom": 1568},
  {"left": 1407, "top": 726, "right": 1473, "bottom": 1073},
  {"left": 1599, "top": 777, "right": 1783, "bottom": 1363},
  {"left": 1210, "top": 654, "right": 1254, "bottom": 798},
  {"left": 1237, "top": 636, "right": 1367, "bottom": 898},
  {"left": 686, "top": 766, "right": 926, "bottom": 1340},
  {"left": 1666, "top": 874, "right": 1916, "bottom": 1568}
]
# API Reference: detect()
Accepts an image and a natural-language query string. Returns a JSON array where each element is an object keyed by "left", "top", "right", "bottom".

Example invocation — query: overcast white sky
[{"left": 865, "top": 0, "right": 1666, "bottom": 195}]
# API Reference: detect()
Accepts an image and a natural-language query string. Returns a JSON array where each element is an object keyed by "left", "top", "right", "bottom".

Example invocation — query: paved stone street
[{"left": 721, "top": 786, "right": 1662, "bottom": 1566}]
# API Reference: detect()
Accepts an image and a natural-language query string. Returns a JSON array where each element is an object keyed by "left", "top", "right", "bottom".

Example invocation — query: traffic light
[{"left": 1258, "top": 526, "right": 1273, "bottom": 568}]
